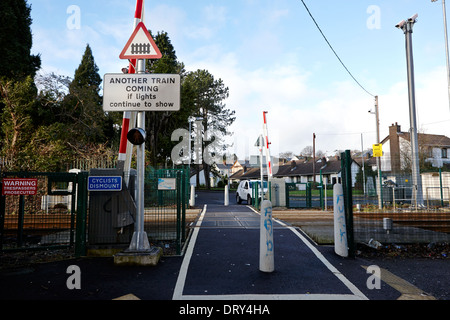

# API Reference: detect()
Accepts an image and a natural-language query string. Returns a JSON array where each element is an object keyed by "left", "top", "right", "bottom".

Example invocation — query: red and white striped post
[
  {"left": 118, "top": 0, "right": 144, "bottom": 183},
  {"left": 262, "top": 111, "right": 273, "bottom": 179}
]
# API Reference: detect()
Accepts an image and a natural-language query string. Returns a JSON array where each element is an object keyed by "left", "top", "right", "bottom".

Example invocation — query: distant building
[
  {"left": 230, "top": 157, "right": 360, "bottom": 187},
  {"left": 380, "top": 123, "right": 450, "bottom": 173}
]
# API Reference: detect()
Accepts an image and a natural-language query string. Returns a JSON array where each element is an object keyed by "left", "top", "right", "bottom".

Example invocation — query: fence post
[
  {"left": 285, "top": 183, "right": 290, "bottom": 208},
  {"left": 0, "top": 181, "right": 5, "bottom": 251},
  {"left": 440, "top": 168, "right": 444, "bottom": 207},
  {"left": 341, "top": 150, "right": 355, "bottom": 258},
  {"left": 306, "top": 182, "right": 312, "bottom": 208},
  {"left": 190, "top": 185, "right": 195, "bottom": 207},
  {"left": 320, "top": 170, "right": 324, "bottom": 209},
  {"left": 75, "top": 171, "right": 88, "bottom": 257},
  {"left": 182, "top": 169, "right": 186, "bottom": 242},
  {"left": 176, "top": 171, "right": 181, "bottom": 255},
  {"left": 17, "top": 195, "right": 25, "bottom": 248}
]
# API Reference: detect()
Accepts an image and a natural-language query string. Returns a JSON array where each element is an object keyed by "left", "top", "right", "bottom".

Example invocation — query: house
[
  {"left": 231, "top": 157, "right": 360, "bottom": 187},
  {"left": 231, "top": 159, "right": 250, "bottom": 174},
  {"left": 380, "top": 123, "right": 450, "bottom": 173},
  {"left": 275, "top": 157, "right": 358, "bottom": 186}
]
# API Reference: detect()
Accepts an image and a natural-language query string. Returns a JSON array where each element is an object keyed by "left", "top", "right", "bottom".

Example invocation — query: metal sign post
[{"left": 113, "top": 0, "right": 164, "bottom": 265}]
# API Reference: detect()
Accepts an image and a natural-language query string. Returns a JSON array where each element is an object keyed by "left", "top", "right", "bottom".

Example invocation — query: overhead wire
[{"left": 299, "top": 0, "right": 375, "bottom": 97}]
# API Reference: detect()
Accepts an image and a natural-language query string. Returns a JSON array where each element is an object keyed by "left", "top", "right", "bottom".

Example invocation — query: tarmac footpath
[
  {"left": 172, "top": 201, "right": 368, "bottom": 300},
  {"left": 1, "top": 191, "right": 447, "bottom": 304}
]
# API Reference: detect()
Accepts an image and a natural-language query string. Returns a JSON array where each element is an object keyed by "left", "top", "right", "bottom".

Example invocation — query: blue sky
[{"left": 29, "top": 0, "right": 450, "bottom": 159}]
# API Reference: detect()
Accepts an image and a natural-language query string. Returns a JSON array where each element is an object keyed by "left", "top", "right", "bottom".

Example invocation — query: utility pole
[
  {"left": 396, "top": 14, "right": 424, "bottom": 207},
  {"left": 374, "top": 96, "right": 382, "bottom": 209}
]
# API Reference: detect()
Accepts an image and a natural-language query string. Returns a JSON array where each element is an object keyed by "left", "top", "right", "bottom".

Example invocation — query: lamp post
[
  {"left": 396, "top": 14, "right": 424, "bottom": 207},
  {"left": 432, "top": 0, "right": 450, "bottom": 112}
]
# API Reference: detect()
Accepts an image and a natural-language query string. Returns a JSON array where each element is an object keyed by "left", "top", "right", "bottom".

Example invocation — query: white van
[{"left": 236, "top": 180, "right": 268, "bottom": 204}]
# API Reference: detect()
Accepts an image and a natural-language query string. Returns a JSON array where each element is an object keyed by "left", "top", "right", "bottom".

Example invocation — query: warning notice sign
[
  {"left": 102, "top": 74, "right": 180, "bottom": 112},
  {"left": 2, "top": 178, "right": 38, "bottom": 195}
]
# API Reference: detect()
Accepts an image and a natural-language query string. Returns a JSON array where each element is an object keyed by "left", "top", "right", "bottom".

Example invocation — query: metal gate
[
  {"left": 285, "top": 182, "right": 312, "bottom": 208},
  {"left": 144, "top": 168, "right": 188, "bottom": 255},
  {"left": 0, "top": 171, "right": 88, "bottom": 256}
]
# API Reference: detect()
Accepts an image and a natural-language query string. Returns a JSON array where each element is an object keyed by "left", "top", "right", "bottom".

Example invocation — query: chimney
[{"left": 389, "top": 123, "right": 401, "bottom": 173}]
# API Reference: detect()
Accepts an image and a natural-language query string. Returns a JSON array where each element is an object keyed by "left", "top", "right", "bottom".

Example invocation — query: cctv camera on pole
[{"left": 396, "top": 14, "right": 424, "bottom": 207}]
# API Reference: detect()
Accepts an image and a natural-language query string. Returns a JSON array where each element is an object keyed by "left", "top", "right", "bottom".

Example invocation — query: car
[{"left": 236, "top": 180, "right": 268, "bottom": 204}]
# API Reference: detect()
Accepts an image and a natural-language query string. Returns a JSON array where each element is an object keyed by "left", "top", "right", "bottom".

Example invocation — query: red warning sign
[
  {"left": 119, "top": 22, "right": 162, "bottom": 60},
  {"left": 2, "top": 178, "right": 38, "bottom": 195}
]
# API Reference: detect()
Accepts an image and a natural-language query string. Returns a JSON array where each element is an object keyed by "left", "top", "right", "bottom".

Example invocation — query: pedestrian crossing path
[{"left": 172, "top": 204, "right": 368, "bottom": 300}]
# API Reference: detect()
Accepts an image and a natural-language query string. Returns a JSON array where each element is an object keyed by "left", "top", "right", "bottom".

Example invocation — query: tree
[
  {"left": 62, "top": 44, "right": 118, "bottom": 148},
  {"left": 0, "top": 0, "right": 41, "bottom": 79},
  {"left": 301, "top": 146, "right": 313, "bottom": 158},
  {"left": 0, "top": 76, "right": 37, "bottom": 163},
  {"left": 183, "top": 69, "right": 235, "bottom": 188},
  {"left": 0, "top": 0, "right": 41, "bottom": 163},
  {"left": 144, "top": 31, "right": 195, "bottom": 166}
]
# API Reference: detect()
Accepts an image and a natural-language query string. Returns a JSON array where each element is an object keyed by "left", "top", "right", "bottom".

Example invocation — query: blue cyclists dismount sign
[{"left": 88, "top": 176, "right": 122, "bottom": 191}]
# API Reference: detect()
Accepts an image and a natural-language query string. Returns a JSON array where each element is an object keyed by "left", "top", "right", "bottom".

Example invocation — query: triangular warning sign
[{"left": 119, "top": 22, "right": 162, "bottom": 60}]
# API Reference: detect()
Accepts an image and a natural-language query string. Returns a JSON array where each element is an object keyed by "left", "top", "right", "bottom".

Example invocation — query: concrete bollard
[
  {"left": 333, "top": 183, "right": 348, "bottom": 257},
  {"left": 189, "top": 185, "right": 195, "bottom": 207},
  {"left": 224, "top": 185, "right": 229, "bottom": 206},
  {"left": 259, "top": 200, "right": 274, "bottom": 272}
]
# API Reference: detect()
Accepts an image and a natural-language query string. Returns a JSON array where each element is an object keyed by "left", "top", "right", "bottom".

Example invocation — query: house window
[{"left": 442, "top": 148, "right": 448, "bottom": 159}]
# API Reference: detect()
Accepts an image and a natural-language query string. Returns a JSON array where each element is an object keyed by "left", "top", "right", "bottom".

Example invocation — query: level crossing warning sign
[
  {"left": 102, "top": 73, "right": 180, "bottom": 112},
  {"left": 119, "top": 22, "right": 162, "bottom": 60}
]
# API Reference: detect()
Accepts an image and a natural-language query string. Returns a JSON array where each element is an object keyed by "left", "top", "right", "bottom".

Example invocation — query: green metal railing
[{"left": 144, "top": 167, "right": 188, "bottom": 255}]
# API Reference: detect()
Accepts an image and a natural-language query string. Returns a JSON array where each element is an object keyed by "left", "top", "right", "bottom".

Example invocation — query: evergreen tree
[
  {"left": 62, "top": 44, "right": 117, "bottom": 148},
  {"left": 69, "top": 45, "right": 101, "bottom": 93},
  {"left": 0, "top": 0, "right": 41, "bottom": 79},
  {"left": 0, "top": 0, "right": 41, "bottom": 160},
  {"left": 144, "top": 31, "right": 194, "bottom": 166}
]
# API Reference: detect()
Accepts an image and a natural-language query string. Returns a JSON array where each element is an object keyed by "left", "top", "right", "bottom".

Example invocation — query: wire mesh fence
[
  {"left": 0, "top": 172, "right": 88, "bottom": 253},
  {"left": 143, "top": 168, "right": 189, "bottom": 255},
  {"left": 351, "top": 170, "right": 450, "bottom": 245}
]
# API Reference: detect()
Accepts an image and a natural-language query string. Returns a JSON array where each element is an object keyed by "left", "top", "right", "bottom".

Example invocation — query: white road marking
[
  {"left": 172, "top": 204, "right": 207, "bottom": 300},
  {"left": 172, "top": 204, "right": 368, "bottom": 300}
]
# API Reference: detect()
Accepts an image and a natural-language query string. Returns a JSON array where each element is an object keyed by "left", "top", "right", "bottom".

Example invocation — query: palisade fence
[{"left": 341, "top": 151, "right": 450, "bottom": 256}]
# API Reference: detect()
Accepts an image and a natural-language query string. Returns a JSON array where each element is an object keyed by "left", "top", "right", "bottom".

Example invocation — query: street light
[
  {"left": 431, "top": 0, "right": 450, "bottom": 113},
  {"left": 396, "top": 14, "right": 425, "bottom": 207}
]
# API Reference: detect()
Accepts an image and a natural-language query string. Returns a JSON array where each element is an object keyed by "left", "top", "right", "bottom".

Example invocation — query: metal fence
[
  {"left": 0, "top": 172, "right": 88, "bottom": 256},
  {"left": 144, "top": 167, "right": 189, "bottom": 255},
  {"left": 0, "top": 163, "right": 192, "bottom": 258},
  {"left": 285, "top": 182, "right": 312, "bottom": 208},
  {"left": 340, "top": 152, "right": 450, "bottom": 255}
]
